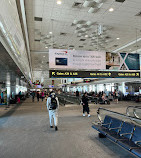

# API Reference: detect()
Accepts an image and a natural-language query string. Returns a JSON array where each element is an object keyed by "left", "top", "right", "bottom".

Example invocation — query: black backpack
[{"left": 50, "top": 97, "right": 57, "bottom": 110}]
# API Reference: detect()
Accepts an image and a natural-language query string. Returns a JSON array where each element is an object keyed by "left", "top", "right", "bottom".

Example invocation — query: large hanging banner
[{"left": 49, "top": 49, "right": 106, "bottom": 70}]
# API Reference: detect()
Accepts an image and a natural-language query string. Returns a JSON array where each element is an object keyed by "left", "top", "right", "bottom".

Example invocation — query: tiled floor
[{"left": 0, "top": 98, "right": 140, "bottom": 158}]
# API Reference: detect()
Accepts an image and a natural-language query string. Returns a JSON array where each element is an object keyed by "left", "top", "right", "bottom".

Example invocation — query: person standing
[
  {"left": 47, "top": 92, "right": 59, "bottom": 131},
  {"left": 31, "top": 91, "right": 35, "bottom": 102},
  {"left": 114, "top": 90, "right": 118, "bottom": 103},
  {"left": 76, "top": 90, "right": 79, "bottom": 97},
  {"left": 82, "top": 92, "right": 90, "bottom": 117},
  {"left": 41, "top": 91, "right": 45, "bottom": 101},
  {"left": 1, "top": 92, "right": 4, "bottom": 103},
  {"left": 37, "top": 91, "right": 40, "bottom": 102}
]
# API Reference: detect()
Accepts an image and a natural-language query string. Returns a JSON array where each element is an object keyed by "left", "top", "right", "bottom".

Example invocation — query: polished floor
[{"left": 0, "top": 98, "right": 139, "bottom": 158}]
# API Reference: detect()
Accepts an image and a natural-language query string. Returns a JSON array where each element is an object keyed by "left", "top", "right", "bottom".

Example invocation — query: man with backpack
[{"left": 46, "top": 92, "right": 59, "bottom": 131}]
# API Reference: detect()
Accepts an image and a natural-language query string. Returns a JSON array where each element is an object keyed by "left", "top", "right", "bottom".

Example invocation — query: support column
[
  {"left": 16, "top": 78, "right": 20, "bottom": 95},
  {"left": 121, "top": 82, "right": 126, "bottom": 96},
  {"left": 6, "top": 72, "right": 11, "bottom": 107}
]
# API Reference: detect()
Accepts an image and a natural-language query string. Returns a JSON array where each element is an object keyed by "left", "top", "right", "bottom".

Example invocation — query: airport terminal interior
[{"left": 0, "top": 0, "right": 141, "bottom": 158}]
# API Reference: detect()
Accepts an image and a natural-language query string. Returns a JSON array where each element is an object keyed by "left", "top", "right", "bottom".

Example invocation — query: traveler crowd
[{"left": 31, "top": 91, "right": 48, "bottom": 102}]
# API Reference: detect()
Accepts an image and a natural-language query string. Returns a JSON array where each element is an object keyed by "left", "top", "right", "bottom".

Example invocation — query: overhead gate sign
[
  {"left": 49, "top": 49, "right": 106, "bottom": 70},
  {"left": 49, "top": 70, "right": 140, "bottom": 78}
]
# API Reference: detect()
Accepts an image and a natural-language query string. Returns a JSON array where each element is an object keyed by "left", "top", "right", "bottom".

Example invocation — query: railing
[
  {"left": 57, "top": 94, "right": 81, "bottom": 105},
  {"left": 97, "top": 107, "right": 141, "bottom": 126},
  {"left": 126, "top": 106, "right": 141, "bottom": 119}
]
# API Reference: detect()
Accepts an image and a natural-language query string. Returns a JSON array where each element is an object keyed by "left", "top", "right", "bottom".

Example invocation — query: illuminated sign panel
[
  {"left": 49, "top": 70, "right": 140, "bottom": 78},
  {"left": 49, "top": 49, "right": 140, "bottom": 71},
  {"left": 49, "top": 49, "right": 106, "bottom": 70}
]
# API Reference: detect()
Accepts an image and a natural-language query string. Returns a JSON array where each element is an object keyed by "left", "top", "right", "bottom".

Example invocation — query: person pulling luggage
[
  {"left": 82, "top": 92, "right": 90, "bottom": 117},
  {"left": 46, "top": 92, "right": 59, "bottom": 131}
]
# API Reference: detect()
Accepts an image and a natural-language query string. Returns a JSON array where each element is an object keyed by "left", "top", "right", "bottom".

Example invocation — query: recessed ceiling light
[
  {"left": 109, "top": 8, "right": 114, "bottom": 12},
  {"left": 43, "top": 56, "right": 45, "bottom": 57},
  {"left": 49, "top": 32, "right": 52, "bottom": 34},
  {"left": 9, "top": 0, "right": 12, "bottom": 5},
  {"left": 45, "top": 46, "right": 48, "bottom": 48},
  {"left": 116, "top": 37, "right": 120, "bottom": 40},
  {"left": 85, "top": 35, "right": 88, "bottom": 38},
  {"left": 57, "top": 0, "right": 62, "bottom": 5}
]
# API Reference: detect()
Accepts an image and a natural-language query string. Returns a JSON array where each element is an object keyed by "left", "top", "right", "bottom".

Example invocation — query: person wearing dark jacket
[
  {"left": 76, "top": 90, "right": 79, "bottom": 97},
  {"left": 31, "top": 91, "right": 35, "bottom": 102},
  {"left": 37, "top": 91, "right": 40, "bottom": 102},
  {"left": 82, "top": 92, "right": 90, "bottom": 117}
]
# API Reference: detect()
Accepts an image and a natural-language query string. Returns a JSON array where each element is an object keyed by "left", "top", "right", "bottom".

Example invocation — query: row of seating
[{"left": 92, "top": 115, "right": 141, "bottom": 158}]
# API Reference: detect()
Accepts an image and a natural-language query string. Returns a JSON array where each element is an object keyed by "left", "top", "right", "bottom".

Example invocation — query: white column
[
  {"left": 6, "top": 72, "right": 11, "bottom": 106},
  {"left": 121, "top": 82, "right": 126, "bottom": 96},
  {"left": 16, "top": 78, "right": 20, "bottom": 95}
]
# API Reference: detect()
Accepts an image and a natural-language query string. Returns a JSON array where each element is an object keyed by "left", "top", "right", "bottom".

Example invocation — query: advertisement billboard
[
  {"left": 106, "top": 52, "right": 140, "bottom": 70},
  {"left": 50, "top": 49, "right": 140, "bottom": 71},
  {"left": 49, "top": 49, "right": 106, "bottom": 70}
]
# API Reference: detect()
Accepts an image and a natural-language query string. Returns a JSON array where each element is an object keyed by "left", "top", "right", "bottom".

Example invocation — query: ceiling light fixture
[
  {"left": 57, "top": 0, "right": 62, "bottom": 5},
  {"left": 85, "top": 35, "right": 88, "bottom": 38},
  {"left": 49, "top": 32, "right": 52, "bottom": 34},
  {"left": 109, "top": 8, "right": 114, "bottom": 12},
  {"left": 43, "top": 56, "right": 45, "bottom": 57},
  {"left": 45, "top": 46, "right": 48, "bottom": 48},
  {"left": 9, "top": 0, "right": 12, "bottom": 5},
  {"left": 116, "top": 37, "right": 120, "bottom": 40}
]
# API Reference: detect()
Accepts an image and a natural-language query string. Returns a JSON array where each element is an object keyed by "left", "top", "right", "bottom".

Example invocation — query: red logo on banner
[{"left": 62, "top": 51, "right": 68, "bottom": 54}]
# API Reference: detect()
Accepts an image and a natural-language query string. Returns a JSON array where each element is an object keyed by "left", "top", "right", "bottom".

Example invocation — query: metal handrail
[
  {"left": 57, "top": 94, "right": 81, "bottom": 105},
  {"left": 97, "top": 107, "right": 141, "bottom": 126},
  {"left": 126, "top": 106, "right": 141, "bottom": 119}
]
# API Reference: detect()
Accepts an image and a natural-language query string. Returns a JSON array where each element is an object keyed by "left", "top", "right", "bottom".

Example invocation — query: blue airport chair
[
  {"left": 132, "top": 149, "right": 141, "bottom": 158},
  {"left": 107, "top": 122, "right": 134, "bottom": 142},
  {"left": 92, "top": 115, "right": 112, "bottom": 136},
  {"left": 117, "top": 125, "right": 141, "bottom": 151}
]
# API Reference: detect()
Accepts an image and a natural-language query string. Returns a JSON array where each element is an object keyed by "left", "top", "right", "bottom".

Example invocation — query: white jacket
[{"left": 46, "top": 97, "right": 59, "bottom": 111}]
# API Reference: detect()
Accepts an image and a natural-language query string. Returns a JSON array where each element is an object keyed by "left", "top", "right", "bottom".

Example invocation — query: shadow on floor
[
  {"left": 89, "top": 135, "right": 136, "bottom": 158},
  {"left": 0, "top": 103, "right": 22, "bottom": 125}
]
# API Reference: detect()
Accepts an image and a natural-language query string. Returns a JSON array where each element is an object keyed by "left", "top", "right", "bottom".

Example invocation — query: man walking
[
  {"left": 82, "top": 92, "right": 90, "bottom": 117},
  {"left": 47, "top": 92, "right": 59, "bottom": 131}
]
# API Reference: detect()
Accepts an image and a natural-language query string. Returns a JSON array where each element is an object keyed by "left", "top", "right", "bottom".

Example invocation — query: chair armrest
[
  {"left": 92, "top": 122, "right": 101, "bottom": 125},
  {"left": 92, "top": 122, "right": 101, "bottom": 124},
  {"left": 109, "top": 127, "right": 122, "bottom": 130},
  {"left": 135, "top": 141, "right": 141, "bottom": 144},
  {"left": 130, "top": 147, "right": 141, "bottom": 150},
  {"left": 120, "top": 133, "right": 132, "bottom": 136},
  {"left": 102, "top": 123, "right": 111, "bottom": 126}
]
